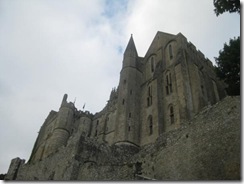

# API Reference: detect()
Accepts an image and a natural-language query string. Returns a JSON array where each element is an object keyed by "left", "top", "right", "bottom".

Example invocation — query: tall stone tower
[{"left": 114, "top": 35, "right": 142, "bottom": 147}]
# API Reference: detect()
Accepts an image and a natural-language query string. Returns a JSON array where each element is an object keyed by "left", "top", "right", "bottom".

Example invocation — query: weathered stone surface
[
  {"left": 5, "top": 31, "right": 239, "bottom": 180},
  {"left": 6, "top": 96, "right": 240, "bottom": 180},
  {"left": 5, "top": 157, "right": 25, "bottom": 180},
  {"left": 130, "top": 96, "right": 240, "bottom": 180}
]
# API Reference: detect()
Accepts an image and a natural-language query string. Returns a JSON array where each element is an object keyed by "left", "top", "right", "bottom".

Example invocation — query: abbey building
[{"left": 5, "top": 31, "right": 238, "bottom": 181}]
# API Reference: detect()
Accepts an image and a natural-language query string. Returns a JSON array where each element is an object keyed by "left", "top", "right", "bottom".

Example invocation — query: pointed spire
[{"left": 124, "top": 34, "right": 138, "bottom": 57}]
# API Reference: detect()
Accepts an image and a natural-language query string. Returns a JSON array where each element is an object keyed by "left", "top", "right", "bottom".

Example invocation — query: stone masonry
[{"left": 5, "top": 31, "right": 240, "bottom": 180}]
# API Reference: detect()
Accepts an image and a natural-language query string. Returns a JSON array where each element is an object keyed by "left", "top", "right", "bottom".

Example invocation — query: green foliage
[
  {"left": 215, "top": 37, "right": 240, "bottom": 95},
  {"left": 213, "top": 0, "right": 240, "bottom": 16}
]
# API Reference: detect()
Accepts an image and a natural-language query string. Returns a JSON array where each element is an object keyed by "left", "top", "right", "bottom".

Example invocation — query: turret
[
  {"left": 44, "top": 94, "right": 75, "bottom": 156},
  {"left": 114, "top": 35, "right": 142, "bottom": 149}
]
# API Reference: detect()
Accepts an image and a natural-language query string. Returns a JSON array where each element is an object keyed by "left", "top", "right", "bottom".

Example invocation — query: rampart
[{"left": 6, "top": 96, "right": 240, "bottom": 180}]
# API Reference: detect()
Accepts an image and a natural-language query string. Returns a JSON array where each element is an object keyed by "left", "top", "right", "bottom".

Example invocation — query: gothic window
[
  {"left": 165, "top": 73, "right": 173, "bottom": 95},
  {"left": 169, "top": 44, "right": 173, "bottom": 60},
  {"left": 148, "top": 115, "right": 153, "bottom": 135},
  {"left": 147, "top": 86, "right": 153, "bottom": 107},
  {"left": 151, "top": 57, "right": 155, "bottom": 72},
  {"left": 169, "top": 106, "right": 174, "bottom": 124}
]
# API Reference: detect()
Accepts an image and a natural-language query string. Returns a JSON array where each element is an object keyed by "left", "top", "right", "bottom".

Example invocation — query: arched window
[
  {"left": 151, "top": 57, "right": 155, "bottom": 72},
  {"left": 165, "top": 72, "right": 173, "bottom": 95},
  {"left": 148, "top": 115, "right": 153, "bottom": 135},
  {"left": 169, "top": 44, "right": 173, "bottom": 59},
  {"left": 169, "top": 106, "right": 174, "bottom": 124}
]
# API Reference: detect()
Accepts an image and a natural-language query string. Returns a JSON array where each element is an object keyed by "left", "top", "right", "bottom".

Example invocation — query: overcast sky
[{"left": 0, "top": 0, "right": 240, "bottom": 174}]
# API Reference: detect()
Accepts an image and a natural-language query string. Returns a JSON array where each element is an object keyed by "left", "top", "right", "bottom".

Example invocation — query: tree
[
  {"left": 213, "top": 0, "right": 240, "bottom": 16},
  {"left": 0, "top": 174, "right": 6, "bottom": 180},
  {"left": 215, "top": 36, "right": 240, "bottom": 96}
]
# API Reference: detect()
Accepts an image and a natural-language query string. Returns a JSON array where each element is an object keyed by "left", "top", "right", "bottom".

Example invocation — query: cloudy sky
[{"left": 0, "top": 0, "right": 240, "bottom": 174}]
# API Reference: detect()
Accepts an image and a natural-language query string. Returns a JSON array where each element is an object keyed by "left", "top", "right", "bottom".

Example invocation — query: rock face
[{"left": 5, "top": 31, "right": 240, "bottom": 180}]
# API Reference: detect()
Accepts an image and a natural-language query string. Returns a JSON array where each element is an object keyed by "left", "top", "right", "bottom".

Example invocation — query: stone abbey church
[{"left": 6, "top": 31, "right": 240, "bottom": 180}]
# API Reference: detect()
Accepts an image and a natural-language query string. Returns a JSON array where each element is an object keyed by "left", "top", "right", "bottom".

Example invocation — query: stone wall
[
  {"left": 9, "top": 96, "right": 240, "bottom": 180},
  {"left": 130, "top": 96, "right": 240, "bottom": 180}
]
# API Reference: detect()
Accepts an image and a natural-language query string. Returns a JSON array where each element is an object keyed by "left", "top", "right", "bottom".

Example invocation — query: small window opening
[
  {"left": 170, "top": 106, "right": 174, "bottom": 124},
  {"left": 169, "top": 44, "right": 173, "bottom": 60},
  {"left": 129, "top": 113, "right": 131, "bottom": 118},
  {"left": 165, "top": 73, "right": 173, "bottom": 95},
  {"left": 122, "top": 99, "right": 125, "bottom": 105},
  {"left": 148, "top": 116, "right": 153, "bottom": 135},
  {"left": 147, "top": 86, "right": 152, "bottom": 107},
  {"left": 151, "top": 57, "right": 155, "bottom": 72},
  {"left": 95, "top": 130, "right": 97, "bottom": 137},
  {"left": 123, "top": 79, "right": 126, "bottom": 85},
  {"left": 201, "top": 85, "right": 204, "bottom": 95},
  {"left": 128, "top": 125, "right": 131, "bottom": 132},
  {"left": 130, "top": 90, "right": 133, "bottom": 95}
]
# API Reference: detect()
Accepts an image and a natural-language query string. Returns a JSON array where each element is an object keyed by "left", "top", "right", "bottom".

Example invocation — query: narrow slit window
[
  {"left": 201, "top": 85, "right": 204, "bottom": 95},
  {"left": 129, "top": 112, "right": 131, "bottom": 118},
  {"left": 149, "top": 116, "right": 153, "bottom": 135},
  {"left": 147, "top": 86, "right": 152, "bottom": 106},
  {"left": 170, "top": 106, "right": 174, "bottom": 124},
  {"left": 123, "top": 79, "right": 126, "bottom": 85},
  {"left": 169, "top": 73, "right": 172, "bottom": 93},
  {"left": 151, "top": 57, "right": 154, "bottom": 72},
  {"left": 169, "top": 44, "right": 173, "bottom": 59}
]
